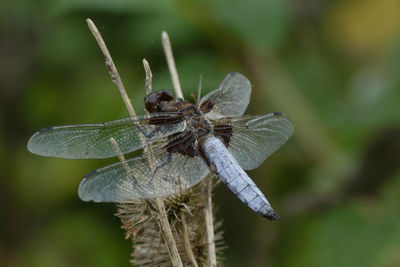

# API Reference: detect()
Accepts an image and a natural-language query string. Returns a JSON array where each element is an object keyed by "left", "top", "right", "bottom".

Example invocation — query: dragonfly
[{"left": 28, "top": 72, "right": 294, "bottom": 220}]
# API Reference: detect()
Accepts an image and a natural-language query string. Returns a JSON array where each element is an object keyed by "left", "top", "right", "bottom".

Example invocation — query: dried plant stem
[
  {"left": 197, "top": 74, "right": 203, "bottom": 105},
  {"left": 87, "top": 18, "right": 182, "bottom": 267},
  {"left": 196, "top": 74, "right": 217, "bottom": 265},
  {"left": 143, "top": 60, "right": 183, "bottom": 267},
  {"left": 162, "top": 30, "right": 217, "bottom": 265},
  {"left": 196, "top": 74, "right": 217, "bottom": 266},
  {"left": 162, "top": 31, "right": 183, "bottom": 99},
  {"left": 143, "top": 59, "right": 152, "bottom": 94},
  {"left": 203, "top": 175, "right": 217, "bottom": 267},
  {"left": 181, "top": 214, "right": 199, "bottom": 267},
  {"left": 154, "top": 198, "right": 183, "bottom": 267},
  {"left": 109, "top": 137, "right": 130, "bottom": 174},
  {"left": 86, "top": 18, "right": 136, "bottom": 117},
  {"left": 109, "top": 139, "right": 182, "bottom": 266}
]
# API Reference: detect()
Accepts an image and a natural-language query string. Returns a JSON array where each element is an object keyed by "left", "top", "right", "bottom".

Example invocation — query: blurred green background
[{"left": 1, "top": 0, "right": 400, "bottom": 266}]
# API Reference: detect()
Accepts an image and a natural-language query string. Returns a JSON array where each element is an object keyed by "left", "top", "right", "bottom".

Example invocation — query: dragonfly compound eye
[{"left": 145, "top": 90, "right": 175, "bottom": 112}]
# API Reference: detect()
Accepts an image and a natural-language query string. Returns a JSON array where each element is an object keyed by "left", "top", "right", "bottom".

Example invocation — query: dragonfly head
[{"left": 145, "top": 90, "right": 175, "bottom": 113}]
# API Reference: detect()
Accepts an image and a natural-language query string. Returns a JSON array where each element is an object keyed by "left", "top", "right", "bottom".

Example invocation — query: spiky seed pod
[{"left": 116, "top": 178, "right": 225, "bottom": 266}]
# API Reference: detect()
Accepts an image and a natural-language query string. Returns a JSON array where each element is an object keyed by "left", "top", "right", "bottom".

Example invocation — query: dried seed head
[{"left": 116, "top": 179, "right": 225, "bottom": 266}]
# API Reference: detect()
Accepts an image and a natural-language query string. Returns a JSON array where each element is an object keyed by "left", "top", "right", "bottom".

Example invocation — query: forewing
[
  {"left": 215, "top": 113, "right": 294, "bottom": 170},
  {"left": 199, "top": 72, "right": 251, "bottom": 119},
  {"left": 27, "top": 113, "right": 186, "bottom": 159},
  {"left": 78, "top": 144, "right": 210, "bottom": 201}
]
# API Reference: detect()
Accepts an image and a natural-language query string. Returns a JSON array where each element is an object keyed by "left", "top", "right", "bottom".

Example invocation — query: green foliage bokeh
[{"left": 1, "top": 0, "right": 400, "bottom": 266}]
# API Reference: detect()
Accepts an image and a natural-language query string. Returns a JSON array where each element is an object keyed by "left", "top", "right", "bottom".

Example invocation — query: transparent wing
[
  {"left": 199, "top": 72, "right": 251, "bottom": 119},
  {"left": 214, "top": 112, "right": 294, "bottom": 170},
  {"left": 27, "top": 113, "right": 186, "bottom": 159},
  {"left": 78, "top": 143, "right": 210, "bottom": 202}
]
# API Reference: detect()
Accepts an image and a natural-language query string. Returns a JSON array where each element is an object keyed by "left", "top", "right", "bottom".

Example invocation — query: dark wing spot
[
  {"left": 146, "top": 114, "right": 184, "bottom": 125},
  {"left": 213, "top": 124, "right": 233, "bottom": 147},
  {"left": 200, "top": 99, "right": 214, "bottom": 114},
  {"left": 273, "top": 112, "right": 283, "bottom": 116},
  {"left": 165, "top": 131, "right": 198, "bottom": 158}
]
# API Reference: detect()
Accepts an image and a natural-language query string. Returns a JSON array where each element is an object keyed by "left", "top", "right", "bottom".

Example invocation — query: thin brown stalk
[
  {"left": 203, "top": 174, "right": 217, "bottom": 267},
  {"left": 143, "top": 58, "right": 153, "bottom": 94},
  {"left": 161, "top": 31, "right": 183, "bottom": 99},
  {"left": 195, "top": 75, "right": 217, "bottom": 266},
  {"left": 162, "top": 31, "right": 202, "bottom": 265},
  {"left": 196, "top": 74, "right": 203, "bottom": 105},
  {"left": 142, "top": 60, "right": 183, "bottom": 267},
  {"left": 86, "top": 18, "right": 136, "bottom": 117},
  {"left": 109, "top": 137, "right": 130, "bottom": 174},
  {"left": 153, "top": 198, "right": 183, "bottom": 267},
  {"left": 162, "top": 30, "right": 217, "bottom": 265},
  {"left": 181, "top": 213, "right": 199, "bottom": 267},
  {"left": 196, "top": 73, "right": 217, "bottom": 265},
  {"left": 87, "top": 18, "right": 182, "bottom": 267}
]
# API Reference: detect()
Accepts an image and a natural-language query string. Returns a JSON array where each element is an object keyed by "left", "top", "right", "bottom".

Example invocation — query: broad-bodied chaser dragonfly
[{"left": 28, "top": 72, "right": 294, "bottom": 220}]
